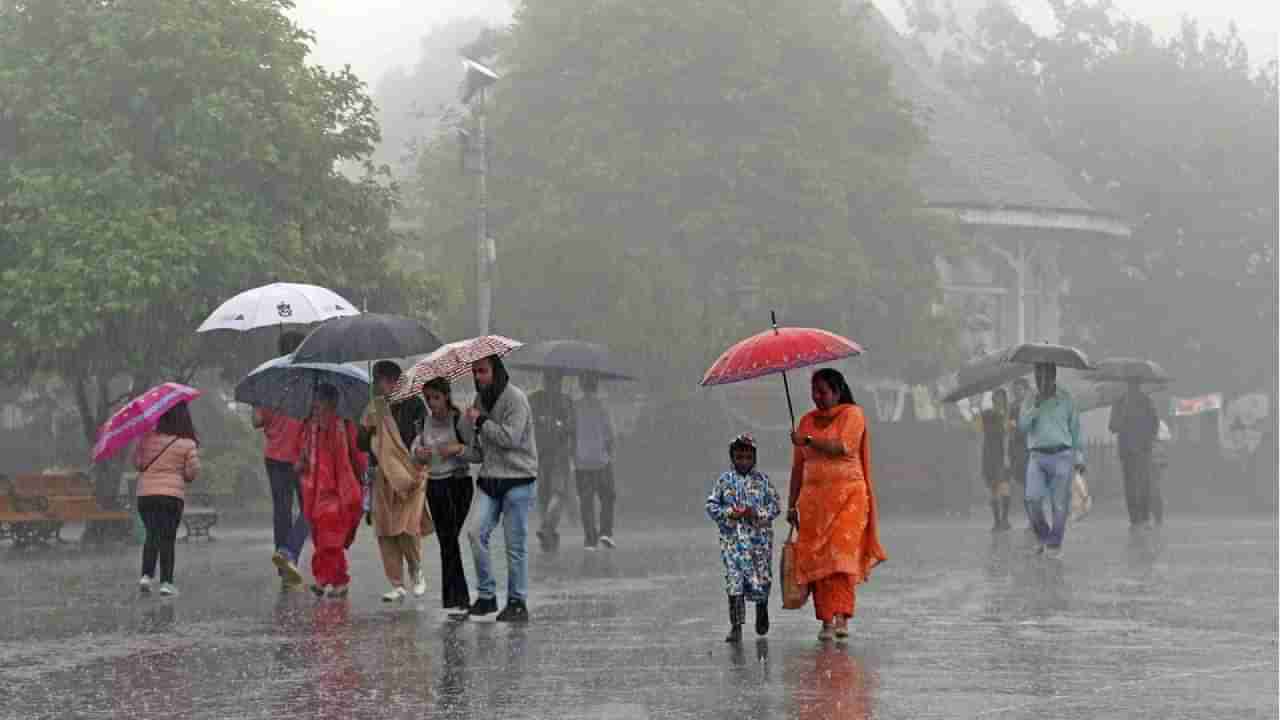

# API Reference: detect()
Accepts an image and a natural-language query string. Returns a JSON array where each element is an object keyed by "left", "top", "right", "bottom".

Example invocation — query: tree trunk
[{"left": 76, "top": 373, "right": 149, "bottom": 545}]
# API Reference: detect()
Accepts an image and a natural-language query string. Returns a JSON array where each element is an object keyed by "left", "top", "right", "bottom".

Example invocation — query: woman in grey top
[
  {"left": 461, "top": 354, "right": 538, "bottom": 622},
  {"left": 411, "top": 377, "right": 473, "bottom": 613}
]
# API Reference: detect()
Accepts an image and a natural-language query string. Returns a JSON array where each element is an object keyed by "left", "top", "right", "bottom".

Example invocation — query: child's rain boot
[{"left": 725, "top": 595, "right": 745, "bottom": 643}]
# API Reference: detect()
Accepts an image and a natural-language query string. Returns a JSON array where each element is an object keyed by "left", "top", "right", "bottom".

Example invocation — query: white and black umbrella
[{"left": 196, "top": 282, "right": 359, "bottom": 333}]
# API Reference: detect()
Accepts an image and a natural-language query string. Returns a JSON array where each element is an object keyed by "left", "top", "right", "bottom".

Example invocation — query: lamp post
[{"left": 461, "top": 57, "right": 500, "bottom": 335}]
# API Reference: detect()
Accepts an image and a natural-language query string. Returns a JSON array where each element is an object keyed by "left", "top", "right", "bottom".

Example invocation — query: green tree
[
  {"left": 409, "top": 0, "right": 959, "bottom": 386},
  {"left": 0, "top": 0, "right": 438, "bottom": 472},
  {"left": 930, "top": 0, "right": 1278, "bottom": 398}
]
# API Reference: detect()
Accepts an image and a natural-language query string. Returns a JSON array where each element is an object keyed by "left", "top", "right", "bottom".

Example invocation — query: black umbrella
[
  {"left": 1084, "top": 358, "right": 1171, "bottom": 384},
  {"left": 940, "top": 348, "right": 1034, "bottom": 403},
  {"left": 1066, "top": 378, "right": 1170, "bottom": 414},
  {"left": 291, "top": 313, "right": 443, "bottom": 364},
  {"left": 1004, "top": 342, "right": 1092, "bottom": 371},
  {"left": 506, "top": 340, "right": 634, "bottom": 381}
]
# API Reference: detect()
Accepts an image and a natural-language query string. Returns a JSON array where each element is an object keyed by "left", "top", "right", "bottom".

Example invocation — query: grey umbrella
[
  {"left": 1084, "top": 358, "right": 1171, "bottom": 384},
  {"left": 235, "top": 354, "right": 371, "bottom": 420},
  {"left": 1004, "top": 342, "right": 1092, "bottom": 371},
  {"left": 1066, "top": 378, "right": 1170, "bottom": 414},
  {"left": 506, "top": 340, "right": 634, "bottom": 381},
  {"left": 940, "top": 348, "right": 1034, "bottom": 403}
]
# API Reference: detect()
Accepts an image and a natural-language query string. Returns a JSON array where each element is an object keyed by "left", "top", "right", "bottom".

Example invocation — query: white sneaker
[
  {"left": 382, "top": 586, "right": 407, "bottom": 602},
  {"left": 158, "top": 582, "right": 179, "bottom": 597},
  {"left": 412, "top": 571, "right": 427, "bottom": 597},
  {"left": 598, "top": 535, "right": 616, "bottom": 549},
  {"left": 139, "top": 575, "right": 153, "bottom": 593}
]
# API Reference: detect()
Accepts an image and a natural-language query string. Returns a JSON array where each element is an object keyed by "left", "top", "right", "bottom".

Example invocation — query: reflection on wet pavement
[{"left": 0, "top": 513, "right": 1275, "bottom": 719}]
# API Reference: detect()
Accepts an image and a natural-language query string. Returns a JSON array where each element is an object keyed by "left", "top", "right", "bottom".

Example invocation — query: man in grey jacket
[{"left": 462, "top": 354, "right": 538, "bottom": 622}]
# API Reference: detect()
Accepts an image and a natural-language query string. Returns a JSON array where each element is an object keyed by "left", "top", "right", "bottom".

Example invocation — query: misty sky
[{"left": 291, "top": 0, "right": 1277, "bottom": 88}]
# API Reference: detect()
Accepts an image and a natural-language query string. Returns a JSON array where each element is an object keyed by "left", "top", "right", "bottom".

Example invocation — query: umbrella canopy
[
  {"left": 235, "top": 354, "right": 371, "bottom": 420},
  {"left": 196, "top": 283, "right": 359, "bottom": 333},
  {"left": 700, "top": 327, "right": 863, "bottom": 387},
  {"left": 291, "top": 313, "right": 443, "bottom": 364},
  {"left": 940, "top": 349, "right": 1034, "bottom": 403},
  {"left": 1004, "top": 342, "right": 1092, "bottom": 371},
  {"left": 700, "top": 313, "right": 863, "bottom": 426},
  {"left": 391, "top": 335, "right": 523, "bottom": 402},
  {"left": 92, "top": 383, "right": 202, "bottom": 463},
  {"left": 1084, "top": 358, "right": 1171, "bottom": 384},
  {"left": 506, "top": 340, "right": 634, "bottom": 381},
  {"left": 1065, "top": 378, "right": 1169, "bottom": 414}
]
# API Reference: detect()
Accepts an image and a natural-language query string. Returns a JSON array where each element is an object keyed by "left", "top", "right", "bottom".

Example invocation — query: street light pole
[
  {"left": 461, "top": 57, "right": 500, "bottom": 336},
  {"left": 475, "top": 86, "right": 491, "bottom": 336}
]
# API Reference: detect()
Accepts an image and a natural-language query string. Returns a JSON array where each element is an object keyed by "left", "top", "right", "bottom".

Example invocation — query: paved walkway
[{"left": 1, "top": 511, "right": 1275, "bottom": 719}]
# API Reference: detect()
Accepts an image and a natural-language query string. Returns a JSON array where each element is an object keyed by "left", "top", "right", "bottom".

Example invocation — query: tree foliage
[
  {"left": 408, "top": 0, "right": 960, "bottom": 386},
  {"left": 0, "top": 0, "right": 438, "bottom": 453},
  {"left": 919, "top": 0, "right": 1278, "bottom": 396}
]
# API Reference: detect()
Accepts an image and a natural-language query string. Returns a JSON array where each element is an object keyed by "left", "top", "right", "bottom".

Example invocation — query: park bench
[
  {"left": 181, "top": 492, "right": 220, "bottom": 542},
  {"left": 5, "top": 473, "right": 131, "bottom": 546},
  {"left": 115, "top": 472, "right": 222, "bottom": 543},
  {"left": 0, "top": 475, "right": 60, "bottom": 547}
]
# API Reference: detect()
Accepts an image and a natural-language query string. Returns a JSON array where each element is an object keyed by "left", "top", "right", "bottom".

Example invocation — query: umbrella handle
[
  {"left": 781, "top": 370, "right": 796, "bottom": 428},
  {"left": 771, "top": 311, "right": 796, "bottom": 427}
]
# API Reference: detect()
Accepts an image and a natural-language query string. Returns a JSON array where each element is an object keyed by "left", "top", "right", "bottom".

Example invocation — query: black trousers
[
  {"left": 1121, "top": 451, "right": 1154, "bottom": 525},
  {"left": 426, "top": 474, "right": 474, "bottom": 609},
  {"left": 138, "top": 495, "right": 184, "bottom": 583},
  {"left": 1149, "top": 463, "right": 1165, "bottom": 524},
  {"left": 576, "top": 465, "right": 616, "bottom": 546}
]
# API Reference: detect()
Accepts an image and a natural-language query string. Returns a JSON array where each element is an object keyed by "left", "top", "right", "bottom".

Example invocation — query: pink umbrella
[
  {"left": 91, "top": 383, "right": 202, "bottom": 463},
  {"left": 390, "top": 335, "right": 523, "bottom": 402}
]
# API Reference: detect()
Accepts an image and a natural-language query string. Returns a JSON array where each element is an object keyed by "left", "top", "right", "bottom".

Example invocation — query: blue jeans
[
  {"left": 266, "top": 459, "right": 309, "bottom": 563},
  {"left": 1024, "top": 449, "right": 1073, "bottom": 548},
  {"left": 468, "top": 481, "right": 535, "bottom": 603}
]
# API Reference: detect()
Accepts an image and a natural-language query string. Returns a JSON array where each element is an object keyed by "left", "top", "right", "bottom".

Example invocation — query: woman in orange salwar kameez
[
  {"left": 788, "top": 368, "right": 887, "bottom": 641},
  {"left": 296, "top": 384, "right": 368, "bottom": 599}
]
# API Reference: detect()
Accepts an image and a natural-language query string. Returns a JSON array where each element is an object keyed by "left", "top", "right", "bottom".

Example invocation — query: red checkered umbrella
[
  {"left": 701, "top": 313, "right": 863, "bottom": 426},
  {"left": 390, "top": 335, "right": 522, "bottom": 402}
]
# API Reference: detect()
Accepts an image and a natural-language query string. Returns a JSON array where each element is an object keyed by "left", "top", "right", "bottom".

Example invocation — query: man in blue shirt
[{"left": 1018, "top": 363, "right": 1085, "bottom": 559}]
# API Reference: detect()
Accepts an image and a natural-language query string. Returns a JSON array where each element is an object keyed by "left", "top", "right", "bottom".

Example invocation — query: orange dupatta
[{"left": 790, "top": 403, "right": 887, "bottom": 586}]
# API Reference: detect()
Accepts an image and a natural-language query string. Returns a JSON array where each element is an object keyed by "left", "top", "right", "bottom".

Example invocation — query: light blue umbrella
[{"left": 235, "top": 354, "right": 371, "bottom": 420}]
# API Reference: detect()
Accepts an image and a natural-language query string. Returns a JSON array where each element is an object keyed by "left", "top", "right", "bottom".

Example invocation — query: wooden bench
[
  {"left": 7, "top": 473, "right": 131, "bottom": 546},
  {"left": 0, "top": 475, "right": 60, "bottom": 547}
]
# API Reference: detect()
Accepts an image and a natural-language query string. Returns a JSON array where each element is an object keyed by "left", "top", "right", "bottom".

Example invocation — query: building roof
[{"left": 862, "top": 4, "right": 1121, "bottom": 223}]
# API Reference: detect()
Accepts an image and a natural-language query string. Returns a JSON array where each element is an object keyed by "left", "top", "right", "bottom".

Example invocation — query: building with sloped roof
[{"left": 861, "top": 2, "right": 1129, "bottom": 370}]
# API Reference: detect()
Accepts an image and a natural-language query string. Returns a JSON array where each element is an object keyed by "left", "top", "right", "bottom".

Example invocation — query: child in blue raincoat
[{"left": 706, "top": 433, "right": 781, "bottom": 643}]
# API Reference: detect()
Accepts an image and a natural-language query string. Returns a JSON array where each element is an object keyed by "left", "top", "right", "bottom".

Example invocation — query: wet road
[{"left": 1, "top": 511, "right": 1276, "bottom": 719}]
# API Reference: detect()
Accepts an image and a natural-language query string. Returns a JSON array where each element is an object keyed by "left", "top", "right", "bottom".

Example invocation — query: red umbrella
[{"left": 700, "top": 312, "right": 863, "bottom": 426}]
